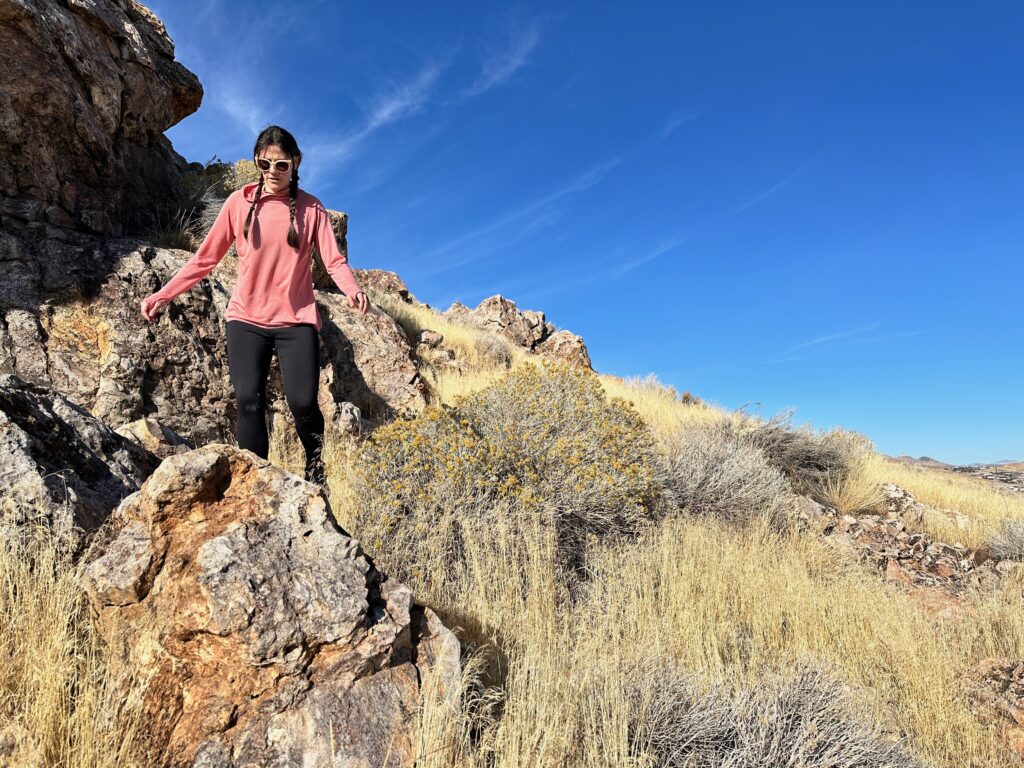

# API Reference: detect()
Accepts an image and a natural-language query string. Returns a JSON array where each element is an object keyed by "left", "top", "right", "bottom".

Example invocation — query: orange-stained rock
[{"left": 82, "top": 443, "right": 460, "bottom": 768}]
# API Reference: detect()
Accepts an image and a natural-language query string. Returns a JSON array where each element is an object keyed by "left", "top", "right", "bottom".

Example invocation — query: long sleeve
[
  {"left": 152, "top": 196, "right": 236, "bottom": 303},
  {"left": 314, "top": 203, "right": 362, "bottom": 297}
]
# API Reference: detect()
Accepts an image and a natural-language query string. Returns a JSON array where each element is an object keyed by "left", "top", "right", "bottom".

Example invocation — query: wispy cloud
[
  {"left": 614, "top": 230, "right": 693, "bottom": 274},
  {"left": 760, "top": 321, "right": 931, "bottom": 364},
  {"left": 790, "top": 320, "right": 882, "bottom": 351},
  {"left": 305, "top": 10, "right": 551, "bottom": 189},
  {"left": 460, "top": 18, "right": 542, "bottom": 100},
  {"left": 418, "top": 103, "right": 701, "bottom": 289},
  {"left": 615, "top": 163, "right": 806, "bottom": 277},
  {"left": 214, "top": 78, "right": 282, "bottom": 135},
  {"left": 191, "top": 6, "right": 307, "bottom": 137},
  {"left": 467, "top": 161, "right": 805, "bottom": 305},
  {"left": 850, "top": 329, "right": 929, "bottom": 345},
  {"left": 417, "top": 154, "right": 624, "bottom": 276},
  {"left": 303, "top": 53, "right": 456, "bottom": 187},
  {"left": 306, "top": 14, "right": 545, "bottom": 189},
  {"left": 652, "top": 109, "right": 698, "bottom": 144}
]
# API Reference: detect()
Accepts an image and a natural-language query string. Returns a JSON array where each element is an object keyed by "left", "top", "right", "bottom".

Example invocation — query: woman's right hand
[{"left": 141, "top": 295, "right": 169, "bottom": 322}]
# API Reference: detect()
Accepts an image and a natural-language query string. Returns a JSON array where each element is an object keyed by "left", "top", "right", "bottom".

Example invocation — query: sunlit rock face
[
  {"left": 0, "top": 0, "right": 203, "bottom": 236},
  {"left": 83, "top": 443, "right": 462, "bottom": 768}
]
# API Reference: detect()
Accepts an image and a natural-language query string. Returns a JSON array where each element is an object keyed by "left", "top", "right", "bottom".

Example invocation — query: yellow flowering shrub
[{"left": 348, "top": 359, "right": 666, "bottom": 581}]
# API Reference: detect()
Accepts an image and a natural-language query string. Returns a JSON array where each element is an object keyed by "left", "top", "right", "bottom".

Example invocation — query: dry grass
[
  {"left": 816, "top": 452, "right": 886, "bottom": 516},
  {"left": 0, "top": 523, "right": 142, "bottom": 767},
  {"left": 988, "top": 519, "right": 1024, "bottom": 561},
  {"left": 330, "top": 485, "right": 1022, "bottom": 767},
  {"left": 596, "top": 371, "right": 730, "bottom": 445},
  {"left": 370, "top": 291, "right": 541, "bottom": 407},
  {"left": 320, "top": 367, "right": 1024, "bottom": 767}
]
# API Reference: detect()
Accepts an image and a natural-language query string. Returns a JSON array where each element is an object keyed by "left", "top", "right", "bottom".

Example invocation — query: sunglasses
[{"left": 255, "top": 156, "right": 295, "bottom": 173}]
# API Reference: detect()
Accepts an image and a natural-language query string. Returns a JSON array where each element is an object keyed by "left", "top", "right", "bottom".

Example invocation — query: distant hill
[
  {"left": 891, "top": 455, "right": 954, "bottom": 469},
  {"left": 890, "top": 455, "right": 1023, "bottom": 471}
]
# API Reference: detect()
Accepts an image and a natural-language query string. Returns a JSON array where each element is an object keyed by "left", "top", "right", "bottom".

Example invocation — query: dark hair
[{"left": 243, "top": 125, "right": 302, "bottom": 248}]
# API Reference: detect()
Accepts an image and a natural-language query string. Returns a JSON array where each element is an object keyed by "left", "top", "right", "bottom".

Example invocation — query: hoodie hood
[{"left": 241, "top": 181, "right": 294, "bottom": 202}]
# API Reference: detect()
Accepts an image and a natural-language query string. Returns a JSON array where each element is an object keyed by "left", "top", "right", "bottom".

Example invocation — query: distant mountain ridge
[{"left": 890, "top": 455, "right": 1022, "bottom": 470}]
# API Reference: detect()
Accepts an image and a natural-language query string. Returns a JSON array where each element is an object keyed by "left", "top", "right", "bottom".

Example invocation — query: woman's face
[{"left": 255, "top": 144, "right": 299, "bottom": 194}]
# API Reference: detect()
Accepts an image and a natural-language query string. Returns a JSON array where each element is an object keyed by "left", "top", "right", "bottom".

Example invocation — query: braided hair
[
  {"left": 287, "top": 166, "right": 299, "bottom": 248},
  {"left": 242, "top": 175, "right": 264, "bottom": 241},
  {"left": 243, "top": 125, "right": 303, "bottom": 248}
]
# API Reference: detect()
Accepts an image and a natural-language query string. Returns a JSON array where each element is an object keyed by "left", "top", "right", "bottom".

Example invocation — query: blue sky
[{"left": 151, "top": 1, "right": 1023, "bottom": 465}]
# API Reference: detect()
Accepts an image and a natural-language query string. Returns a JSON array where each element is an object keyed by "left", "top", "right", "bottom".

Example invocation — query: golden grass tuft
[{"left": 0, "top": 523, "right": 142, "bottom": 767}]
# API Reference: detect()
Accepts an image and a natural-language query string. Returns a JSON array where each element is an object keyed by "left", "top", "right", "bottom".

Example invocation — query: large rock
[
  {"left": 82, "top": 443, "right": 461, "bottom": 768},
  {"left": 445, "top": 294, "right": 592, "bottom": 369},
  {"left": 0, "top": 372, "right": 160, "bottom": 551},
  {"left": 535, "top": 328, "right": 592, "bottom": 369},
  {"left": 464, "top": 295, "right": 551, "bottom": 349},
  {"left": 310, "top": 208, "right": 349, "bottom": 292},
  {"left": 357, "top": 268, "right": 417, "bottom": 304},
  {"left": 0, "top": 0, "right": 203, "bottom": 235}
]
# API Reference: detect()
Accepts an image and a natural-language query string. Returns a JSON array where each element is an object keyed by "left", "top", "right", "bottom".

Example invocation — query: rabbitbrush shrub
[{"left": 348, "top": 359, "right": 665, "bottom": 580}]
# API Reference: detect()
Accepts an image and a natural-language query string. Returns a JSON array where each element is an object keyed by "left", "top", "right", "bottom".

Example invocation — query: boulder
[
  {"left": 0, "top": 0, "right": 203, "bottom": 235},
  {"left": 466, "top": 295, "right": 551, "bottom": 349},
  {"left": 358, "top": 269, "right": 416, "bottom": 304},
  {"left": 310, "top": 208, "right": 349, "bottom": 292},
  {"left": 535, "top": 328, "right": 592, "bottom": 369},
  {"left": 0, "top": 232, "right": 239, "bottom": 445},
  {"left": 443, "top": 300, "right": 471, "bottom": 321},
  {"left": 82, "top": 443, "right": 461, "bottom": 768},
  {"left": 450, "top": 294, "right": 592, "bottom": 369},
  {"left": 115, "top": 415, "right": 192, "bottom": 458},
  {"left": 0, "top": 372, "right": 160, "bottom": 551}
]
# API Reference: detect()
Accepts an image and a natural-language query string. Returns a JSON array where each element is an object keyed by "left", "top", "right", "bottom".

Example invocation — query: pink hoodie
[{"left": 151, "top": 182, "right": 363, "bottom": 331}]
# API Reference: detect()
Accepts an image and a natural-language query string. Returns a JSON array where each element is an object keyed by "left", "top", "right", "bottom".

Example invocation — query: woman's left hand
[{"left": 348, "top": 290, "right": 369, "bottom": 316}]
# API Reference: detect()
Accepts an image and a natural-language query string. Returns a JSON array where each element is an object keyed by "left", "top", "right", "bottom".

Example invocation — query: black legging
[{"left": 226, "top": 319, "right": 326, "bottom": 484}]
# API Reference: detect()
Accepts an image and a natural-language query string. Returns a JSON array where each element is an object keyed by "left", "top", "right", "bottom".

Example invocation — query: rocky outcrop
[
  {"left": 310, "top": 209, "right": 348, "bottom": 292},
  {"left": 444, "top": 294, "right": 592, "bottom": 369},
  {"left": 0, "top": 0, "right": 203, "bottom": 236},
  {"left": 462, "top": 295, "right": 550, "bottom": 348},
  {"left": 444, "top": 300, "right": 471, "bottom": 321},
  {"left": 0, "top": 224, "right": 427, "bottom": 447},
  {"left": 357, "top": 268, "right": 417, "bottom": 304},
  {"left": 793, "top": 489, "right": 1022, "bottom": 615},
  {"left": 0, "top": 372, "right": 159, "bottom": 551},
  {"left": 82, "top": 443, "right": 461, "bottom": 768}
]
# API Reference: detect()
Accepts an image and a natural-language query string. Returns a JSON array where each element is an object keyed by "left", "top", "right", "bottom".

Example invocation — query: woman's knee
[
  {"left": 286, "top": 391, "right": 321, "bottom": 422},
  {"left": 236, "top": 388, "right": 266, "bottom": 416}
]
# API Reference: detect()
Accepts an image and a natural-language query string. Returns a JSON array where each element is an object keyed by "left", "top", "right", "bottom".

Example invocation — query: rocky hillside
[{"left": 2, "top": 3, "right": 1024, "bottom": 768}]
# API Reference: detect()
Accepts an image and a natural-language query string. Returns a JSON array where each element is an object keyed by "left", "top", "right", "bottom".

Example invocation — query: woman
[{"left": 140, "top": 125, "right": 369, "bottom": 488}]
